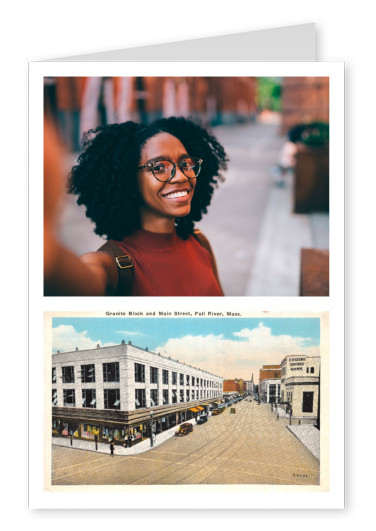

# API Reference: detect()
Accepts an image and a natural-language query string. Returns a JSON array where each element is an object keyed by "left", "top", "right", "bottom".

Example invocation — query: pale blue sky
[{"left": 52, "top": 317, "right": 320, "bottom": 380}]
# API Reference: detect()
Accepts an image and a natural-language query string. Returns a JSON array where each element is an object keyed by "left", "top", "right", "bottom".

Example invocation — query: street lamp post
[{"left": 150, "top": 410, "right": 154, "bottom": 448}]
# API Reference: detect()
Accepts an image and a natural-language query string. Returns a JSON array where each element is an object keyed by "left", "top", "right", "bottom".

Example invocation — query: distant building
[
  {"left": 223, "top": 378, "right": 245, "bottom": 397},
  {"left": 46, "top": 76, "right": 258, "bottom": 149},
  {"left": 280, "top": 77, "right": 330, "bottom": 135},
  {"left": 243, "top": 374, "right": 255, "bottom": 395},
  {"left": 258, "top": 365, "right": 281, "bottom": 403},
  {"left": 52, "top": 341, "right": 223, "bottom": 447},
  {"left": 243, "top": 381, "right": 252, "bottom": 393},
  {"left": 280, "top": 355, "right": 320, "bottom": 425}
]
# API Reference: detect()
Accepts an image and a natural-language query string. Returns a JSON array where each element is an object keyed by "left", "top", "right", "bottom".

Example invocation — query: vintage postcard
[{"left": 40, "top": 311, "right": 332, "bottom": 506}]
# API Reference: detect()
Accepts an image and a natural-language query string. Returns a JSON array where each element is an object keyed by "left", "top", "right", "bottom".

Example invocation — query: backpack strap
[
  {"left": 97, "top": 241, "right": 134, "bottom": 296},
  {"left": 193, "top": 229, "right": 224, "bottom": 295}
]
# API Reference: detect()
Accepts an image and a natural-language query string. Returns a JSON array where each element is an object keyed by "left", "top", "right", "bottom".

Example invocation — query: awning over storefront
[{"left": 189, "top": 408, "right": 199, "bottom": 412}]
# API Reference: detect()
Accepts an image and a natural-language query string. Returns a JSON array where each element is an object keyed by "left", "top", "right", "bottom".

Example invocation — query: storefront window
[
  {"left": 129, "top": 427, "right": 143, "bottom": 443},
  {"left": 54, "top": 420, "right": 78, "bottom": 437},
  {"left": 103, "top": 426, "right": 126, "bottom": 443},
  {"left": 82, "top": 424, "right": 99, "bottom": 440}
]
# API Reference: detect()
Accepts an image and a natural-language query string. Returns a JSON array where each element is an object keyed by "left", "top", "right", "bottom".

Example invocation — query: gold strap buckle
[{"left": 115, "top": 255, "right": 133, "bottom": 269}]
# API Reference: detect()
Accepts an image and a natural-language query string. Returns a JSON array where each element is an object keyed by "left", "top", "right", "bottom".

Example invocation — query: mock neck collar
[{"left": 121, "top": 227, "right": 179, "bottom": 252}]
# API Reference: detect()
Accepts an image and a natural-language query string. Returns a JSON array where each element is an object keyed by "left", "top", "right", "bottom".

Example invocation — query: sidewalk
[
  {"left": 52, "top": 421, "right": 194, "bottom": 456},
  {"left": 272, "top": 406, "right": 320, "bottom": 460},
  {"left": 245, "top": 173, "right": 329, "bottom": 296},
  {"left": 286, "top": 425, "right": 320, "bottom": 460}
]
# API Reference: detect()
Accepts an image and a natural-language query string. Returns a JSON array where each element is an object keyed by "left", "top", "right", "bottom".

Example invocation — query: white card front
[{"left": 29, "top": 25, "right": 344, "bottom": 510}]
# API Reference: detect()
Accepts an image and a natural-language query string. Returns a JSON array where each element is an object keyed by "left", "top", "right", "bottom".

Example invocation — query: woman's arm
[
  {"left": 44, "top": 227, "right": 118, "bottom": 295},
  {"left": 44, "top": 117, "right": 118, "bottom": 296}
]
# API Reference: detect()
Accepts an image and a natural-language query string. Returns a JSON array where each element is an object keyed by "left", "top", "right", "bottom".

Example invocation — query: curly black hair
[{"left": 68, "top": 116, "right": 228, "bottom": 240}]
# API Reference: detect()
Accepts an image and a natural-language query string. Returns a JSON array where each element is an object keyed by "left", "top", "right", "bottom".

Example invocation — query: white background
[{"left": 2, "top": 0, "right": 372, "bottom": 526}]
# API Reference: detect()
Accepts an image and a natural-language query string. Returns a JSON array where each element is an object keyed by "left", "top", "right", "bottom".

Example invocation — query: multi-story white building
[
  {"left": 52, "top": 340, "right": 223, "bottom": 446},
  {"left": 280, "top": 355, "right": 320, "bottom": 425}
]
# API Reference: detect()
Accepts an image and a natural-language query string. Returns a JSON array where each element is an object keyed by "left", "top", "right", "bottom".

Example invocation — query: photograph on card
[
  {"left": 44, "top": 76, "right": 329, "bottom": 297},
  {"left": 46, "top": 312, "right": 328, "bottom": 489}
]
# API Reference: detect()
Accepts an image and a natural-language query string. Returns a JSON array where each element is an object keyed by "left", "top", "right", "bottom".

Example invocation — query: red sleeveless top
[{"left": 113, "top": 228, "right": 223, "bottom": 296}]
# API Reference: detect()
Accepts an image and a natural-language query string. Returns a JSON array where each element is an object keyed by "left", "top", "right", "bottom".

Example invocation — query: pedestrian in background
[{"left": 110, "top": 441, "right": 114, "bottom": 457}]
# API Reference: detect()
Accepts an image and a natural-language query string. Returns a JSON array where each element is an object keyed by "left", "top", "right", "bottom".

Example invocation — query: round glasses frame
[{"left": 138, "top": 157, "right": 203, "bottom": 182}]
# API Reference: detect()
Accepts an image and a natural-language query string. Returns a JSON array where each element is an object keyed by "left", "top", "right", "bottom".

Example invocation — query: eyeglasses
[{"left": 138, "top": 156, "right": 203, "bottom": 182}]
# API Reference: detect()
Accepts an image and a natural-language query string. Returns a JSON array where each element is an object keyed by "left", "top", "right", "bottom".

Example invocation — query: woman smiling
[{"left": 46, "top": 117, "right": 228, "bottom": 296}]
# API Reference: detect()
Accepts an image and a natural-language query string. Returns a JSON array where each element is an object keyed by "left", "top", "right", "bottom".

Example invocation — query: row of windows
[
  {"left": 53, "top": 362, "right": 221, "bottom": 388},
  {"left": 53, "top": 388, "right": 221, "bottom": 409},
  {"left": 134, "top": 363, "right": 220, "bottom": 388},
  {"left": 52, "top": 363, "right": 120, "bottom": 384},
  {"left": 53, "top": 388, "right": 119, "bottom": 409}
]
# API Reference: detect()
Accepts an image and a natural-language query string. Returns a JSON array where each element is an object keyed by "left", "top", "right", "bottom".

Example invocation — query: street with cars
[{"left": 52, "top": 397, "right": 319, "bottom": 486}]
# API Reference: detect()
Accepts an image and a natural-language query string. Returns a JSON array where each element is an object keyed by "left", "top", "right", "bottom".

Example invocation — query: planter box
[
  {"left": 300, "top": 248, "right": 329, "bottom": 296},
  {"left": 294, "top": 143, "right": 329, "bottom": 213}
]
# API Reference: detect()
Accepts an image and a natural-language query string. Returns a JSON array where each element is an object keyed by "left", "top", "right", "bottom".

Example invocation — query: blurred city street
[{"left": 58, "top": 120, "right": 328, "bottom": 296}]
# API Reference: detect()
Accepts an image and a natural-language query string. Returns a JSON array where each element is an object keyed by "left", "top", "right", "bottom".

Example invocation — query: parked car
[
  {"left": 175, "top": 423, "right": 193, "bottom": 436},
  {"left": 197, "top": 415, "right": 208, "bottom": 424}
]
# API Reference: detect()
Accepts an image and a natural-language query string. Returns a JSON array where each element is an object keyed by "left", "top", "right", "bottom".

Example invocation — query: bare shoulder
[{"left": 80, "top": 251, "right": 119, "bottom": 294}]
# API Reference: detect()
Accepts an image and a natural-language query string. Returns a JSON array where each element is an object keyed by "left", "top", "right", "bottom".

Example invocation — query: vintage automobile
[
  {"left": 175, "top": 422, "right": 193, "bottom": 436},
  {"left": 196, "top": 414, "right": 208, "bottom": 424}
]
